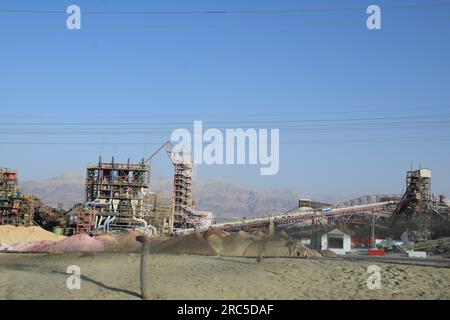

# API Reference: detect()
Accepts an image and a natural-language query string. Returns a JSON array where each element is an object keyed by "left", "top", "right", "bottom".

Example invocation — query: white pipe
[
  {"left": 132, "top": 216, "right": 147, "bottom": 229},
  {"left": 103, "top": 216, "right": 112, "bottom": 232},
  {"left": 86, "top": 199, "right": 112, "bottom": 208},
  {"left": 106, "top": 216, "right": 116, "bottom": 232},
  {"left": 97, "top": 216, "right": 104, "bottom": 229},
  {"left": 147, "top": 223, "right": 157, "bottom": 235}
]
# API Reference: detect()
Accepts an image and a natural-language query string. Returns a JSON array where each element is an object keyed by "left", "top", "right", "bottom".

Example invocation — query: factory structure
[
  {"left": 1, "top": 168, "right": 61, "bottom": 228},
  {"left": 1, "top": 153, "right": 449, "bottom": 246},
  {"left": 75, "top": 141, "right": 212, "bottom": 235},
  {"left": 0, "top": 168, "right": 37, "bottom": 226},
  {"left": 1, "top": 146, "right": 212, "bottom": 236},
  {"left": 84, "top": 157, "right": 152, "bottom": 232},
  {"left": 395, "top": 168, "right": 433, "bottom": 215},
  {"left": 210, "top": 168, "right": 450, "bottom": 246}
]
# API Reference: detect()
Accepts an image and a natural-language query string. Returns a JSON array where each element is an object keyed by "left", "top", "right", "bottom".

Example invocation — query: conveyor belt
[{"left": 211, "top": 201, "right": 397, "bottom": 232}]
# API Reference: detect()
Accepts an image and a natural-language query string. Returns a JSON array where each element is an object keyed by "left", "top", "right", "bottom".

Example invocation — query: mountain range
[{"left": 21, "top": 173, "right": 349, "bottom": 218}]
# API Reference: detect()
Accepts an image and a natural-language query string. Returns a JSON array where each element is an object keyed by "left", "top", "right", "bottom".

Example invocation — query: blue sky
[{"left": 1, "top": 0, "right": 450, "bottom": 198}]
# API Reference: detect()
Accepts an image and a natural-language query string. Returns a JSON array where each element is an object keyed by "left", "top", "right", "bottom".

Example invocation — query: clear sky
[{"left": 1, "top": 0, "right": 450, "bottom": 197}]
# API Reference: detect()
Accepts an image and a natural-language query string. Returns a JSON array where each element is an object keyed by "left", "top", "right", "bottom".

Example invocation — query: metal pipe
[
  {"left": 147, "top": 223, "right": 157, "bottom": 235},
  {"left": 96, "top": 216, "right": 103, "bottom": 229},
  {"left": 103, "top": 216, "right": 112, "bottom": 232},
  {"left": 85, "top": 198, "right": 112, "bottom": 208},
  {"left": 132, "top": 216, "right": 147, "bottom": 229},
  {"left": 106, "top": 216, "right": 116, "bottom": 232}
]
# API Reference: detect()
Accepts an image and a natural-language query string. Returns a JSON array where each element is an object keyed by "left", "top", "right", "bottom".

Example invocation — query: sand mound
[
  {"left": 203, "top": 229, "right": 230, "bottom": 239},
  {"left": 4, "top": 234, "right": 105, "bottom": 253},
  {"left": 207, "top": 234, "right": 224, "bottom": 254},
  {"left": 151, "top": 232, "right": 218, "bottom": 255},
  {"left": 320, "top": 249, "right": 339, "bottom": 258},
  {"left": 0, "top": 225, "right": 65, "bottom": 245},
  {"left": 98, "top": 231, "right": 143, "bottom": 252},
  {"left": 221, "top": 231, "right": 259, "bottom": 256},
  {"left": 240, "top": 235, "right": 321, "bottom": 258},
  {"left": 54, "top": 234, "right": 105, "bottom": 252},
  {"left": 150, "top": 230, "right": 322, "bottom": 258}
]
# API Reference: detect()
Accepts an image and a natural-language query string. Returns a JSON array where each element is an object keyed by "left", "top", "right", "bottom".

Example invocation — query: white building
[{"left": 320, "top": 228, "right": 352, "bottom": 255}]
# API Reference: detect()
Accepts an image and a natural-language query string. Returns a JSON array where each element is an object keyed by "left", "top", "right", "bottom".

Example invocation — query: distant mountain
[
  {"left": 20, "top": 173, "right": 347, "bottom": 218},
  {"left": 143, "top": 177, "right": 300, "bottom": 218},
  {"left": 21, "top": 173, "right": 85, "bottom": 209}
]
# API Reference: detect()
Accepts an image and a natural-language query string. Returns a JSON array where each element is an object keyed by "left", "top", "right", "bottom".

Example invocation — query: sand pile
[
  {"left": 320, "top": 249, "right": 339, "bottom": 258},
  {"left": 150, "top": 229, "right": 321, "bottom": 258},
  {"left": 0, "top": 225, "right": 65, "bottom": 245},
  {"left": 221, "top": 230, "right": 264, "bottom": 256},
  {"left": 98, "top": 231, "right": 143, "bottom": 252},
  {"left": 150, "top": 229, "right": 230, "bottom": 255},
  {"left": 53, "top": 234, "right": 105, "bottom": 252},
  {"left": 3, "top": 234, "right": 105, "bottom": 253},
  {"left": 237, "top": 233, "right": 321, "bottom": 258}
]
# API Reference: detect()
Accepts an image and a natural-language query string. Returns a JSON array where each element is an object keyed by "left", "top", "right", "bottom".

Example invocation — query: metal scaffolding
[
  {"left": 0, "top": 168, "right": 36, "bottom": 226},
  {"left": 85, "top": 157, "right": 151, "bottom": 232},
  {"left": 145, "top": 141, "right": 212, "bottom": 232},
  {"left": 172, "top": 162, "right": 194, "bottom": 229},
  {"left": 395, "top": 168, "right": 433, "bottom": 215}
]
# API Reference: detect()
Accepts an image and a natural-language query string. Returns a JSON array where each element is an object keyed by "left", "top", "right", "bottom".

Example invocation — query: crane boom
[{"left": 145, "top": 140, "right": 174, "bottom": 164}]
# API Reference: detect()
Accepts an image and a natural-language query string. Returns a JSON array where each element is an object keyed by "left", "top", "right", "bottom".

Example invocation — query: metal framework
[
  {"left": 0, "top": 168, "right": 36, "bottom": 226},
  {"left": 209, "top": 201, "right": 398, "bottom": 233},
  {"left": 395, "top": 168, "right": 432, "bottom": 215},
  {"left": 145, "top": 141, "right": 211, "bottom": 232},
  {"left": 337, "top": 194, "right": 401, "bottom": 207},
  {"left": 85, "top": 157, "right": 151, "bottom": 231},
  {"left": 172, "top": 162, "right": 194, "bottom": 229},
  {"left": 75, "top": 208, "right": 95, "bottom": 234}
]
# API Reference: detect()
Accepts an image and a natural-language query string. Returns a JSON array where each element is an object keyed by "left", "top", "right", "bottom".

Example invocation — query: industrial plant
[
  {"left": 45, "top": 141, "right": 212, "bottom": 236},
  {"left": 2, "top": 148, "right": 450, "bottom": 301},
  {"left": 1, "top": 168, "right": 61, "bottom": 228},
  {"left": 2, "top": 142, "right": 450, "bottom": 247}
]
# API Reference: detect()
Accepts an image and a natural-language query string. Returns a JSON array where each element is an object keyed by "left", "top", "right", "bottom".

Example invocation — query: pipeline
[
  {"left": 96, "top": 216, "right": 104, "bottom": 230},
  {"left": 99, "top": 216, "right": 110, "bottom": 231},
  {"left": 105, "top": 216, "right": 116, "bottom": 232},
  {"left": 85, "top": 198, "right": 112, "bottom": 209},
  {"left": 132, "top": 216, "right": 147, "bottom": 229}
]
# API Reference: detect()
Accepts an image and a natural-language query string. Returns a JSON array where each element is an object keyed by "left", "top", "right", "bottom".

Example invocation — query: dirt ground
[{"left": 1, "top": 252, "right": 449, "bottom": 300}]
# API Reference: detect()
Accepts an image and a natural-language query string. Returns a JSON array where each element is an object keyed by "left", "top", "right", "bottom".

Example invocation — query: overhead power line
[
  {"left": 1, "top": 3, "right": 450, "bottom": 15},
  {"left": 1, "top": 15, "right": 449, "bottom": 29},
  {"left": 0, "top": 114, "right": 449, "bottom": 126},
  {"left": 1, "top": 105, "right": 450, "bottom": 120},
  {"left": 0, "top": 120, "right": 449, "bottom": 132},
  {"left": 0, "top": 135, "right": 449, "bottom": 145},
  {"left": 1, "top": 3, "right": 450, "bottom": 29}
]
